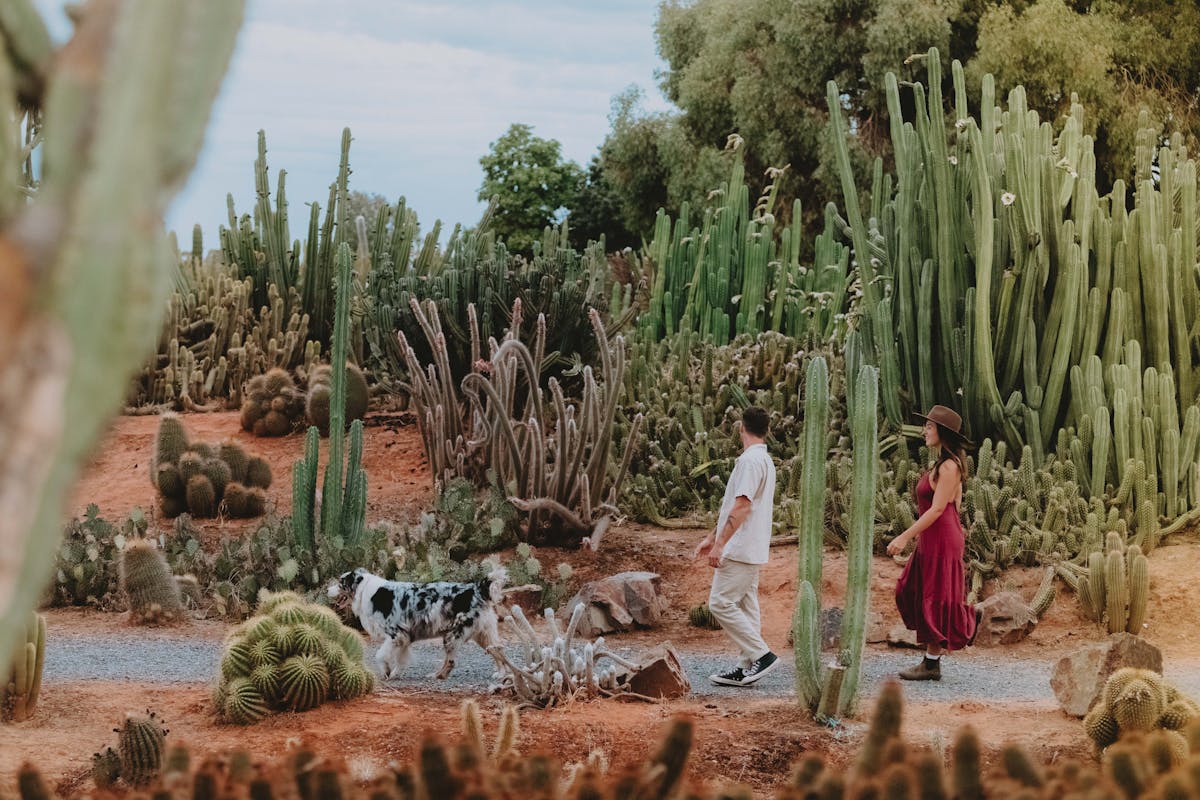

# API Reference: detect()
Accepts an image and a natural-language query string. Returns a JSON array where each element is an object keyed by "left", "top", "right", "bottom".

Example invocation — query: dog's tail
[{"left": 481, "top": 563, "right": 509, "bottom": 604}]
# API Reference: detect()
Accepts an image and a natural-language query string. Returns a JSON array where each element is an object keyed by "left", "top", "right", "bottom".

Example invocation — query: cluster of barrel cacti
[
  {"left": 794, "top": 355, "right": 878, "bottom": 719},
  {"left": 119, "top": 538, "right": 186, "bottom": 625},
  {"left": 90, "top": 710, "right": 169, "bottom": 788},
  {"left": 240, "top": 367, "right": 306, "bottom": 436},
  {"left": 151, "top": 413, "right": 271, "bottom": 519},
  {"left": 1084, "top": 668, "right": 1199, "bottom": 760},
  {"left": 1, "top": 612, "right": 45, "bottom": 723},
  {"left": 212, "top": 590, "right": 373, "bottom": 724}
]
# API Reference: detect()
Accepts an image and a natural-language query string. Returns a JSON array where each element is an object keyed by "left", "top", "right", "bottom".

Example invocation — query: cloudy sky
[{"left": 36, "top": 0, "right": 671, "bottom": 245}]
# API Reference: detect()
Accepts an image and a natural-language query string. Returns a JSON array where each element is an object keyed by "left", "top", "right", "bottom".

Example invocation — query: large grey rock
[
  {"left": 566, "top": 571, "right": 667, "bottom": 637},
  {"left": 1050, "top": 633, "right": 1163, "bottom": 717},
  {"left": 975, "top": 591, "right": 1037, "bottom": 646}
]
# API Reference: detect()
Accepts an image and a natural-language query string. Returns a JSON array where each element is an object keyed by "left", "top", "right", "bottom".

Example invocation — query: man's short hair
[{"left": 742, "top": 406, "right": 769, "bottom": 438}]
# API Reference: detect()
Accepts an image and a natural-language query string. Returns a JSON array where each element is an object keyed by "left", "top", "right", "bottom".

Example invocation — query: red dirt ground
[{"left": 4, "top": 410, "right": 1198, "bottom": 796}]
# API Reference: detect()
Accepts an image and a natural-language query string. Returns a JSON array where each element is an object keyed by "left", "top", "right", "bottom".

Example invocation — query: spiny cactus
[
  {"left": 151, "top": 415, "right": 270, "bottom": 519},
  {"left": 688, "top": 604, "right": 721, "bottom": 630},
  {"left": 117, "top": 711, "right": 168, "bottom": 786},
  {"left": 214, "top": 595, "right": 372, "bottom": 723},
  {"left": 306, "top": 361, "right": 369, "bottom": 436},
  {"left": 1076, "top": 535, "right": 1150, "bottom": 634},
  {"left": 1084, "top": 668, "right": 1198, "bottom": 759},
  {"left": 240, "top": 367, "right": 306, "bottom": 436},
  {"left": 1, "top": 611, "right": 45, "bottom": 722},
  {"left": 119, "top": 539, "right": 185, "bottom": 625}
]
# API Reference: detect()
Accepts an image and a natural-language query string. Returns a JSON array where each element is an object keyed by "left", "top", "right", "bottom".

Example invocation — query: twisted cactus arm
[{"left": 0, "top": 0, "right": 242, "bottom": 664}]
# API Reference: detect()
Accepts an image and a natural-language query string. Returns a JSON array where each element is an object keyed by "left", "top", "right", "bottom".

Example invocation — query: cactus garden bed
[{"left": 4, "top": 410, "right": 1199, "bottom": 797}]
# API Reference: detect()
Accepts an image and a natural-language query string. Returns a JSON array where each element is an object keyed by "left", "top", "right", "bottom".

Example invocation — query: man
[{"left": 693, "top": 405, "right": 779, "bottom": 686}]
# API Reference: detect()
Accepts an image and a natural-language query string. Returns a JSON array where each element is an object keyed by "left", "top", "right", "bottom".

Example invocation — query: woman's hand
[{"left": 886, "top": 531, "right": 912, "bottom": 556}]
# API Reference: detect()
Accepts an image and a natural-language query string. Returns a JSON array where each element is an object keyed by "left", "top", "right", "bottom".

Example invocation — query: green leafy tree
[
  {"left": 342, "top": 190, "right": 390, "bottom": 250},
  {"left": 477, "top": 124, "right": 584, "bottom": 254},
  {"left": 565, "top": 156, "right": 639, "bottom": 252},
  {"left": 595, "top": 0, "right": 1200, "bottom": 240}
]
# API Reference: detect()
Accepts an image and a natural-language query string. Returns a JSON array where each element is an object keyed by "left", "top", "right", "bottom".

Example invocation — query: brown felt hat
[{"left": 914, "top": 405, "right": 975, "bottom": 448}]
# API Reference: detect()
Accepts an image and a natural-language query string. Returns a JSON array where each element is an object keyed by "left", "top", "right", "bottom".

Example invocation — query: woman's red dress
[{"left": 894, "top": 471, "right": 977, "bottom": 650}]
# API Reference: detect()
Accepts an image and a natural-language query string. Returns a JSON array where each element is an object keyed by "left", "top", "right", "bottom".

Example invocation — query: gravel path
[{"left": 43, "top": 630, "right": 1200, "bottom": 703}]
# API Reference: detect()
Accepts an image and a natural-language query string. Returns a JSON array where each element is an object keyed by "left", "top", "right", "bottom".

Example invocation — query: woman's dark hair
[
  {"left": 933, "top": 424, "right": 969, "bottom": 485},
  {"left": 742, "top": 406, "right": 769, "bottom": 438}
]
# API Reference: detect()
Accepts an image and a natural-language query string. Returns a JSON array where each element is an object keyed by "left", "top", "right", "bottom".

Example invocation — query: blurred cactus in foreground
[{"left": 0, "top": 0, "right": 244, "bottom": 670}]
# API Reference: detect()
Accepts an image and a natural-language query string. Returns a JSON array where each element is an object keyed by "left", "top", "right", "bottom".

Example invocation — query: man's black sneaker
[
  {"left": 709, "top": 667, "right": 747, "bottom": 687},
  {"left": 741, "top": 651, "right": 779, "bottom": 685}
]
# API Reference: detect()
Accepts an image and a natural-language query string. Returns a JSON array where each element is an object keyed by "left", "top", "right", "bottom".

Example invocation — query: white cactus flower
[
  {"left": 948, "top": 155, "right": 958, "bottom": 165},
  {"left": 1001, "top": 192, "right": 1016, "bottom": 206}
]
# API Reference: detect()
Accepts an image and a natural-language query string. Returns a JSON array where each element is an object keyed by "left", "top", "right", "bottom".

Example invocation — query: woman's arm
[{"left": 885, "top": 460, "right": 961, "bottom": 555}]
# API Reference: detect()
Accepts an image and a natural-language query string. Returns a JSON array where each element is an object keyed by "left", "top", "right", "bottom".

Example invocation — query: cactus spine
[
  {"left": 1, "top": 611, "right": 45, "bottom": 722},
  {"left": 117, "top": 711, "right": 168, "bottom": 786},
  {"left": 119, "top": 539, "right": 185, "bottom": 625}
]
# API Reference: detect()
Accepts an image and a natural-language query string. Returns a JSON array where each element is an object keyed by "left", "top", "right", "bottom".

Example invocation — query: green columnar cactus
[
  {"left": 291, "top": 426, "right": 319, "bottom": 553},
  {"left": 320, "top": 243, "right": 353, "bottom": 542},
  {"left": 214, "top": 595, "right": 372, "bottom": 723},
  {"left": 0, "top": 0, "right": 243, "bottom": 666},
  {"left": 119, "top": 539, "right": 184, "bottom": 625},
  {"left": 793, "top": 356, "right": 830, "bottom": 712},
  {"left": 1, "top": 611, "right": 45, "bottom": 722},
  {"left": 838, "top": 364, "right": 878, "bottom": 716}
]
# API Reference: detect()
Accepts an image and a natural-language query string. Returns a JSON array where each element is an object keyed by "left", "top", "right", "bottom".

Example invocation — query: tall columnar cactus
[
  {"left": 793, "top": 356, "right": 830, "bottom": 711},
  {"left": 1076, "top": 534, "right": 1150, "bottom": 634},
  {"left": 1, "top": 611, "right": 45, "bottom": 722},
  {"left": 213, "top": 593, "right": 372, "bottom": 723},
  {"left": 0, "top": 1, "right": 243, "bottom": 667},
  {"left": 290, "top": 238, "right": 369, "bottom": 554}
]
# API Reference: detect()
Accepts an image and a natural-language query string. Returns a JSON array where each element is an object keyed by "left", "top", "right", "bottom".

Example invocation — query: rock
[
  {"left": 866, "top": 611, "right": 890, "bottom": 644},
  {"left": 501, "top": 584, "right": 543, "bottom": 615},
  {"left": 886, "top": 623, "right": 921, "bottom": 649},
  {"left": 624, "top": 643, "right": 691, "bottom": 699},
  {"left": 975, "top": 591, "right": 1037, "bottom": 646},
  {"left": 566, "top": 572, "right": 667, "bottom": 637},
  {"left": 1050, "top": 633, "right": 1163, "bottom": 717},
  {"left": 821, "top": 607, "right": 843, "bottom": 649}
]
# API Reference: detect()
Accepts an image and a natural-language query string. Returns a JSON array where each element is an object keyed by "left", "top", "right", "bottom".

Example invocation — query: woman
[{"left": 886, "top": 405, "right": 981, "bottom": 681}]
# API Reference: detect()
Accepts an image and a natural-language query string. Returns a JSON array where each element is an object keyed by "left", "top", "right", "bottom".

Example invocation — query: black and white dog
[{"left": 327, "top": 565, "right": 507, "bottom": 680}]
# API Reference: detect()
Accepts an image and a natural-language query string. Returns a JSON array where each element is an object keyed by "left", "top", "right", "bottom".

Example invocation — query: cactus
[
  {"left": 152, "top": 414, "right": 269, "bottom": 518},
  {"left": 103, "top": 710, "right": 169, "bottom": 787},
  {"left": 688, "top": 604, "right": 721, "bottom": 630},
  {"left": 214, "top": 595, "right": 371, "bottom": 723},
  {"left": 306, "top": 362, "right": 369, "bottom": 436},
  {"left": 793, "top": 356, "right": 830, "bottom": 712},
  {"left": 241, "top": 368, "right": 306, "bottom": 436},
  {"left": 1084, "top": 668, "right": 1197, "bottom": 760},
  {"left": 1, "top": 611, "right": 45, "bottom": 722},
  {"left": 119, "top": 539, "right": 184, "bottom": 625}
]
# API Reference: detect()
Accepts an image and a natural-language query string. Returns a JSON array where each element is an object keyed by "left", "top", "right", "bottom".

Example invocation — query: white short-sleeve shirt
[{"left": 716, "top": 443, "right": 776, "bottom": 565}]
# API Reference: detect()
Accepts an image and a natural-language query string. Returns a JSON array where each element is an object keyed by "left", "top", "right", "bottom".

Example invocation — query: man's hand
[
  {"left": 707, "top": 548, "right": 724, "bottom": 568},
  {"left": 693, "top": 533, "right": 715, "bottom": 560}
]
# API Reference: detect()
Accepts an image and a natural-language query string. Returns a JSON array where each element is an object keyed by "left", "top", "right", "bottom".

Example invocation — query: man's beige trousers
[{"left": 708, "top": 559, "right": 770, "bottom": 668}]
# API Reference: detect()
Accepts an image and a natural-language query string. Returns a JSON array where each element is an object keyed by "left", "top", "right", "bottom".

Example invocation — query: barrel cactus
[
  {"left": 90, "top": 710, "right": 168, "bottom": 788},
  {"left": 119, "top": 539, "right": 185, "bottom": 625},
  {"left": 688, "top": 604, "right": 721, "bottom": 630},
  {"left": 213, "top": 595, "right": 373, "bottom": 723},
  {"left": 1084, "top": 668, "right": 1199, "bottom": 759},
  {"left": 151, "top": 416, "right": 271, "bottom": 518},
  {"left": 240, "top": 368, "right": 306, "bottom": 437},
  {"left": 306, "top": 362, "right": 368, "bottom": 436}
]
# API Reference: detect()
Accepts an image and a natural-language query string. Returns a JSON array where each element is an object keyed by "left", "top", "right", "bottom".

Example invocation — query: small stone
[{"left": 624, "top": 643, "right": 691, "bottom": 699}]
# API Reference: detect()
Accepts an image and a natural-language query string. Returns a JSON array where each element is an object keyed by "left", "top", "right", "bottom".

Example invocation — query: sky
[{"left": 34, "top": 0, "right": 672, "bottom": 247}]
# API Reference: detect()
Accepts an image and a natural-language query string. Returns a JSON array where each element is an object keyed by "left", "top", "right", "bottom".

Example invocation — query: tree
[
  {"left": 594, "top": 0, "right": 1200, "bottom": 242},
  {"left": 477, "top": 124, "right": 584, "bottom": 254},
  {"left": 565, "top": 156, "right": 639, "bottom": 252},
  {"left": 342, "top": 190, "right": 390, "bottom": 251}
]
